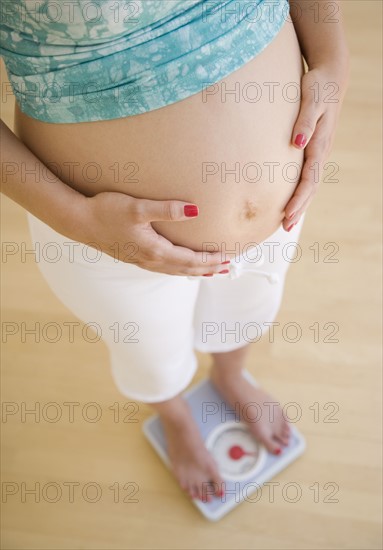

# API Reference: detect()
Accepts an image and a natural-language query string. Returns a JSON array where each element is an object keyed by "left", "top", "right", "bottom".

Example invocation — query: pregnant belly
[{"left": 14, "top": 21, "right": 304, "bottom": 254}]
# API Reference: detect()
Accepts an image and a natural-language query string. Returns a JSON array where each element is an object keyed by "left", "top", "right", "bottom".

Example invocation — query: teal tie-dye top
[{"left": 0, "top": 0, "right": 289, "bottom": 123}]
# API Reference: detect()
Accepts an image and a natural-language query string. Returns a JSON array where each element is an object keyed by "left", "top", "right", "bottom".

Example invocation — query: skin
[
  {"left": 0, "top": 0, "right": 350, "bottom": 501},
  {"left": 9, "top": 20, "right": 305, "bottom": 268},
  {"left": 282, "top": 0, "right": 350, "bottom": 229}
]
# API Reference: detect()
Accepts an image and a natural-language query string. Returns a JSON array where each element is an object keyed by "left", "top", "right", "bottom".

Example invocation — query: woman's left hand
[{"left": 282, "top": 65, "right": 349, "bottom": 231}]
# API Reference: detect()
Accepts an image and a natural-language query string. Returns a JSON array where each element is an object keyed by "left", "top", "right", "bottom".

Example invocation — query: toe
[
  {"left": 273, "top": 424, "right": 291, "bottom": 446},
  {"left": 194, "top": 479, "right": 207, "bottom": 502},
  {"left": 200, "top": 480, "right": 214, "bottom": 503},
  {"left": 282, "top": 420, "right": 291, "bottom": 436},
  {"left": 282, "top": 424, "right": 291, "bottom": 442},
  {"left": 209, "top": 469, "right": 225, "bottom": 497},
  {"left": 274, "top": 431, "right": 289, "bottom": 446},
  {"left": 179, "top": 474, "right": 197, "bottom": 500},
  {"left": 190, "top": 484, "right": 199, "bottom": 500},
  {"left": 283, "top": 423, "right": 292, "bottom": 440},
  {"left": 258, "top": 432, "right": 282, "bottom": 455},
  {"left": 200, "top": 490, "right": 212, "bottom": 503},
  {"left": 283, "top": 422, "right": 291, "bottom": 434}
]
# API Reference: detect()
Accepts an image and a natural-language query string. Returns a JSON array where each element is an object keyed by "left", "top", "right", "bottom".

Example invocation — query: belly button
[{"left": 241, "top": 199, "right": 257, "bottom": 221}]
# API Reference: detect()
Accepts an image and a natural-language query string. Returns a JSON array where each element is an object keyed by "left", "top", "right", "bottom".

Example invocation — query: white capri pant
[{"left": 26, "top": 212, "right": 305, "bottom": 403}]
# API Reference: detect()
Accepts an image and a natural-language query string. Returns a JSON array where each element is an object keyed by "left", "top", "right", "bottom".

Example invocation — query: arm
[
  {"left": 1, "top": 118, "right": 88, "bottom": 240},
  {"left": 282, "top": 0, "right": 350, "bottom": 228},
  {"left": 290, "top": 0, "right": 349, "bottom": 72},
  {"left": 0, "top": 119, "right": 225, "bottom": 275}
]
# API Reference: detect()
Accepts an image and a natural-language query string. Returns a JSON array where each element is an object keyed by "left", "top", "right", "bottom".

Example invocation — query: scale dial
[{"left": 205, "top": 421, "right": 266, "bottom": 481}]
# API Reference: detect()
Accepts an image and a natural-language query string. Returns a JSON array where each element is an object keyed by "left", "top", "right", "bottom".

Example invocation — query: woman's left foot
[{"left": 210, "top": 367, "right": 291, "bottom": 455}]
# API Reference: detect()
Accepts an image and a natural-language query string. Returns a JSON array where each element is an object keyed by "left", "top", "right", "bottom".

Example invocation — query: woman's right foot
[{"left": 154, "top": 397, "right": 224, "bottom": 502}]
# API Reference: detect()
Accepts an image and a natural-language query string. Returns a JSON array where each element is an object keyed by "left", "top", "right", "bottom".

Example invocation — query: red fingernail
[
  {"left": 294, "top": 134, "right": 307, "bottom": 147},
  {"left": 287, "top": 224, "right": 294, "bottom": 232},
  {"left": 274, "top": 448, "right": 282, "bottom": 455},
  {"left": 217, "top": 490, "right": 225, "bottom": 497},
  {"left": 218, "top": 269, "right": 229, "bottom": 274},
  {"left": 221, "top": 260, "right": 231, "bottom": 265},
  {"left": 202, "top": 273, "right": 214, "bottom": 277},
  {"left": 184, "top": 204, "right": 199, "bottom": 217}
]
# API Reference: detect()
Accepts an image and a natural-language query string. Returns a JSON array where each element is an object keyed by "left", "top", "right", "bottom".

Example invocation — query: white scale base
[{"left": 142, "top": 369, "right": 306, "bottom": 521}]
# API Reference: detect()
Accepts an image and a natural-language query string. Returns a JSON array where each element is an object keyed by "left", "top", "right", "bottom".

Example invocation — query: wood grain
[{"left": 1, "top": 2, "right": 381, "bottom": 548}]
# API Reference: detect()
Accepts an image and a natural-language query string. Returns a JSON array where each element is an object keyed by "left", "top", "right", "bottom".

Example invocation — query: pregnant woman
[{"left": 1, "top": 0, "right": 349, "bottom": 502}]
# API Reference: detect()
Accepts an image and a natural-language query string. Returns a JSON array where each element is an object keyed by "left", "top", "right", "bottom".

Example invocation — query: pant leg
[
  {"left": 26, "top": 212, "right": 201, "bottom": 403},
  {"left": 192, "top": 215, "right": 306, "bottom": 352}
]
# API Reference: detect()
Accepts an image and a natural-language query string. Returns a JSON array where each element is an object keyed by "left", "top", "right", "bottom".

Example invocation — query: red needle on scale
[{"left": 228, "top": 445, "right": 257, "bottom": 460}]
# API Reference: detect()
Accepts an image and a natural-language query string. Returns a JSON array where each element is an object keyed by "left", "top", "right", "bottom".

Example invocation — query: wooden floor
[{"left": 1, "top": 2, "right": 382, "bottom": 549}]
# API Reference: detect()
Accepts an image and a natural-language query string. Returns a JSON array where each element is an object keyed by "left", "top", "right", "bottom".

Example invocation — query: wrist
[
  {"left": 307, "top": 56, "right": 350, "bottom": 95},
  {"left": 54, "top": 190, "right": 92, "bottom": 244},
  {"left": 308, "top": 50, "right": 350, "bottom": 80}
]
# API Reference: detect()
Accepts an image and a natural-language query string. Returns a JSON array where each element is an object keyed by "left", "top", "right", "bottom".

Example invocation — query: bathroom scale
[{"left": 142, "top": 369, "right": 306, "bottom": 521}]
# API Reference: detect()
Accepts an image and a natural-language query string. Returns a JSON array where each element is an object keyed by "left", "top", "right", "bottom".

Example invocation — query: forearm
[
  {"left": 1, "top": 119, "right": 88, "bottom": 240},
  {"left": 289, "top": 0, "right": 350, "bottom": 74}
]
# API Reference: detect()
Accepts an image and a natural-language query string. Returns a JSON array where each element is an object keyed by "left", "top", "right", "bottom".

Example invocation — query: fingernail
[
  {"left": 287, "top": 212, "right": 295, "bottom": 220},
  {"left": 218, "top": 269, "right": 229, "bottom": 274},
  {"left": 202, "top": 273, "right": 214, "bottom": 277},
  {"left": 184, "top": 204, "right": 199, "bottom": 217},
  {"left": 294, "top": 134, "right": 307, "bottom": 148},
  {"left": 286, "top": 224, "right": 294, "bottom": 232},
  {"left": 274, "top": 448, "right": 282, "bottom": 455},
  {"left": 217, "top": 490, "right": 225, "bottom": 497},
  {"left": 221, "top": 260, "right": 231, "bottom": 265}
]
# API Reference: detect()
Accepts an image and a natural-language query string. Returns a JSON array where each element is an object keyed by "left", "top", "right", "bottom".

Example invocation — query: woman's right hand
[{"left": 77, "top": 191, "right": 227, "bottom": 276}]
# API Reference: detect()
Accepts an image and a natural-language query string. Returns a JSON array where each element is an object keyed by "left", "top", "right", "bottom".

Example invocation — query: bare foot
[
  {"left": 159, "top": 398, "right": 225, "bottom": 502},
  {"left": 210, "top": 367, "right": 291, "bottom": 454}
]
